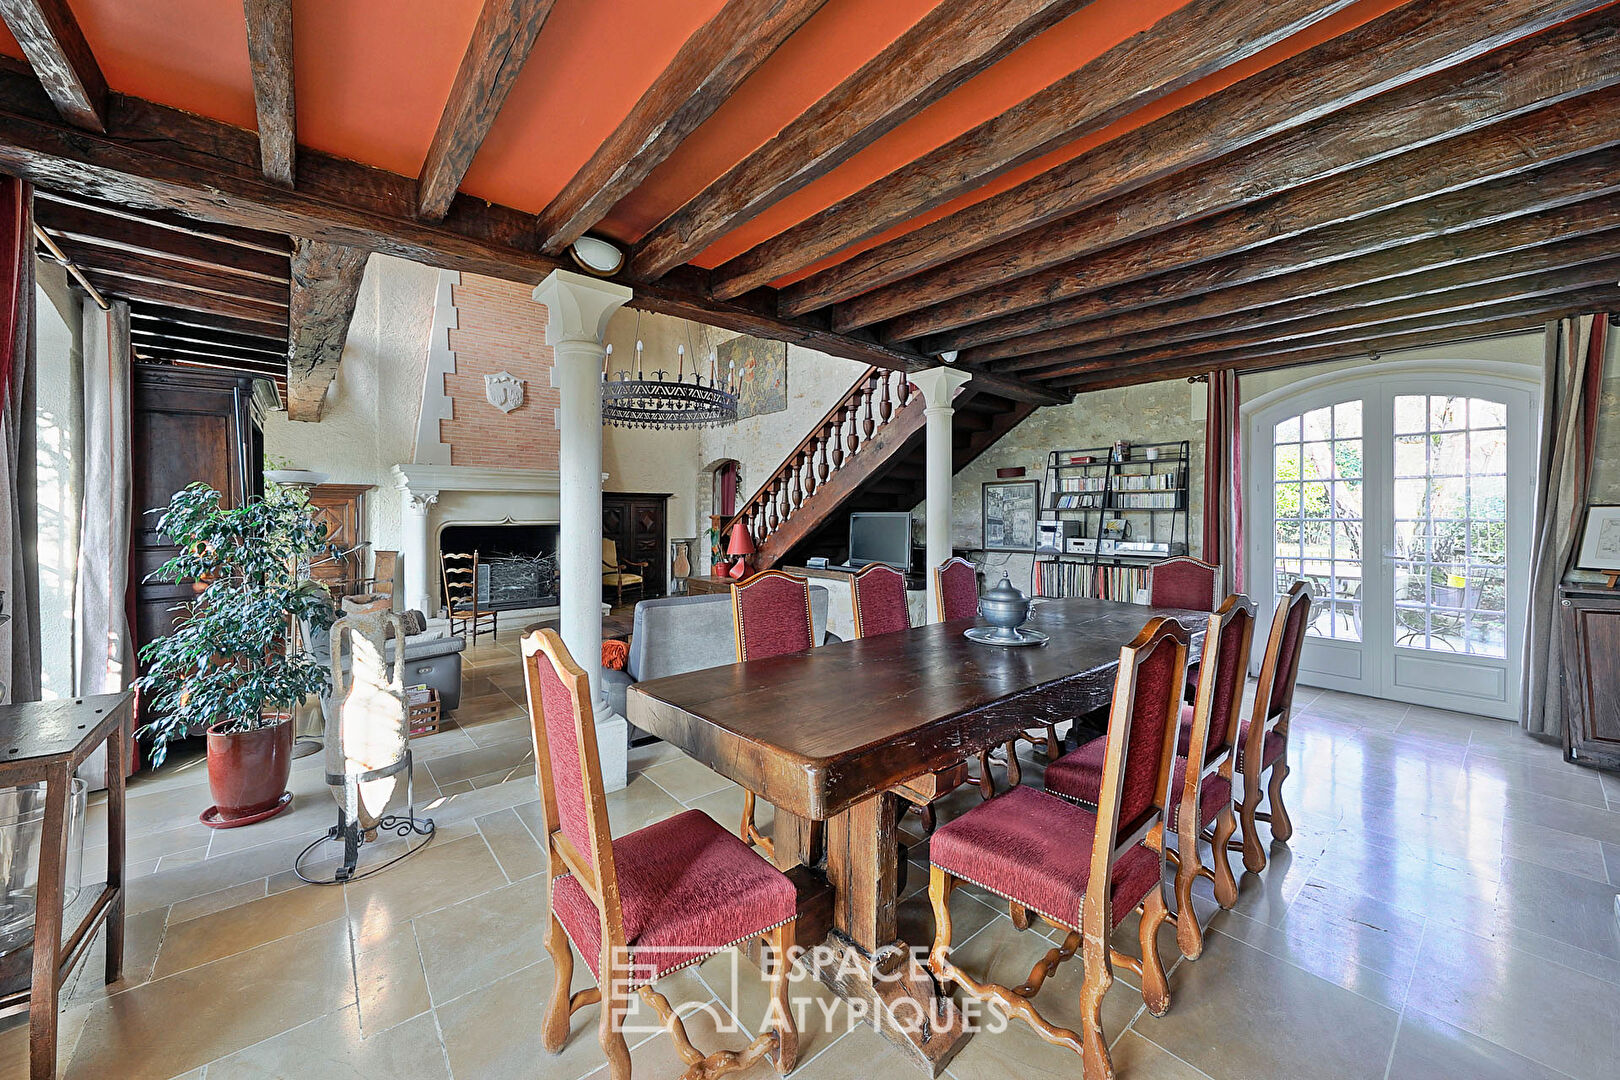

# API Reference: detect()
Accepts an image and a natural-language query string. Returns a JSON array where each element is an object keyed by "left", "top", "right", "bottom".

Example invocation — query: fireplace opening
[{"left": 438, "top": 522, "right": 560, "bottom": 611}]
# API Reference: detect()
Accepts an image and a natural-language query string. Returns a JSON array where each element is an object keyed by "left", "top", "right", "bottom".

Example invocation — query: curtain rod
[{"left": 33, "top": 223, "right": 111, "bottom": 311}]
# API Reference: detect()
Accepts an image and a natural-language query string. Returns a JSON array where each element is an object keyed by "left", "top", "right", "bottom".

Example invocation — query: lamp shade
[{"left": 727, "top": 522, "right": 756, "bottom": 557}]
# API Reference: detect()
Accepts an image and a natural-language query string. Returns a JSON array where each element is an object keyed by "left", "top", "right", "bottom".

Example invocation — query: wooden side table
[{"left": 0, "top": 693, "right": 132, "bottom": 1079}]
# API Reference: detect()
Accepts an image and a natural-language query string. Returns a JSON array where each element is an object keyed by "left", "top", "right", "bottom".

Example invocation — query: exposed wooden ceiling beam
[
  {"left": 35, "top": 189, "right": 293, "bottom": 253},
  {"left": 879, "top": 94, "right": 1620, "bottom": 346},
  {"left": 127, "top": 302, "right": 289, "bottom": 340},
  {"left": 1013, "top": 256, "right": 1620, "bottom": 379},
  {"left": 950, "top": 196, "right": 1620, "bottom": 362},
  {"left": 242, "top": 0, "right": 296, "bottom": 186},
  {"left": 1054, "top": 287, "right": 1620, "bottom": 390},
  {"left": 707, "top": 0, "right": 1360, "bottom": 302},
  {"left": 534, "top": 0, "right": 828, "bottom": 254},
  {"left": 87, "top": 275, "right": 290, "bottom": 329},
  {"left": 838, "top": 13, "right": 1620, "bottom": 333},
  {"left": 627, "top": 0, "right": 1088, "bottom": 279},
  {"left": 286, "top": 239, "right": 368, "bottom": 421},
  {"left": 784, "top": 0, "right": 1617, "bottom": 323},
  {"left": 976, "top": 223, "right": 1620, "bottom": 368},
  {"left": 129, "top": 319, "right": 287, "bottom": 356},
  {"left": 0, "top": 0, "right": 106, "bottom": 131},
  {"left": 917, "top": 173, "right": 1620, "bottom": 358},
  {"left": 137, "top": 352, "right": 288, "bottom": 386},
  {"left": 137, "top": 342, "right": 288, "bottom": 371},
  {"left": 418, "top": 0, "right": 558, "bottom": 221},
  {"left": 53, "top": 238, "right": 290, "bottom": 305},
  {"left": 130, "top": 328, "right": 286, "bottom": 363},
  {"left": 35, "top": 199, "right": 291, "bottom": 280},
  {"left": 1058, "top": 317, "right": 1559, "bottom": 394},
  {"left": 0, "top": 63, "right": 1063, "bottom": 404}
]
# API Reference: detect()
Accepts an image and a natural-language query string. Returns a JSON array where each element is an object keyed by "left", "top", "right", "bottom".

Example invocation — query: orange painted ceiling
[{"left": 13, "top": 0, "right": 1403, "bottom": 287}]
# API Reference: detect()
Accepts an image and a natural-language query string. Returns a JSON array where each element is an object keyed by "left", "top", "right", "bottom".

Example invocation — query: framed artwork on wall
[
  {"left": 717, "top": 335, "right": 788, "bottom": 419},
  {"left": 1575, "top": 505, "right": 1620, "bottom": 571},
  {"left": 983, "top": 480, "right": 1040, "bottom": 552}
]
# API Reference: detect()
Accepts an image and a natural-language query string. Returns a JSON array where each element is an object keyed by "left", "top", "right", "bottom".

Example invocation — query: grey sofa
[
  {"left": 600, "top": 588, "right": 834, "bottom": 724},
  {"left": 305, "top": 612, "right": 466, "bottom": 725}
]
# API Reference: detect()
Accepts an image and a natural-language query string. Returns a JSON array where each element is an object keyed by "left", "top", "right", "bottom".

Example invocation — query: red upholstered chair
[
  {"left": 520, "top": 629, "right": 798, "bottom": 1080},
  {"left": 731, "top": 570, "right": 816, "bottom": 858},
  {"left": 933, "top": 556, "right": 979, "bottom": 621},
  {"left": 1234, "top": 580, "right": 1312, "bottom": 873},
  {"left": 1148, "top": 556, "right": 1220, "bottom": 612},
  {"left": 1045, "top": 595, "right": 1257, "bottom": 959},
  {"left": 849, "top": 562, "right": 910, "bottom": 638},
  {"left": 927, "top": 618, "right": 1190, "bottom": 1080}
]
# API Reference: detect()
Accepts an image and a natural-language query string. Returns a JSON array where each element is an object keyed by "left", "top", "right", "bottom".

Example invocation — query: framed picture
[
  {"left": 1576, "top": 505, "right": 1620, "bottom": 571},
  {"left": 983, "top": 480, "right": 1040, "bottom": 552}
]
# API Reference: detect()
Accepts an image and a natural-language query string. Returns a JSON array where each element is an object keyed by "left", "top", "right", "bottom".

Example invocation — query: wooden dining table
[{"left": 627, "top": 597, "right": 1205, "bottom": 1075}]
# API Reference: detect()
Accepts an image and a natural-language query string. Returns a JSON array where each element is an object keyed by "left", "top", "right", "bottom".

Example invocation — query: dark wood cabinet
[
  {"left": 131, "top": 368, "right": 270, "bottom": 664},
  {"left": 603, "top": 492, "right": 670, "bottom": 601},
  {"left": 1561, "top": 585, "right": 1620, "bottom": 770}
]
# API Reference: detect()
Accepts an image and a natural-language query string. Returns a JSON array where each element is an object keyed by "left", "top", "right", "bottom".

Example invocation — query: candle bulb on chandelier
[{"left": 635, "top": 339, "right": 644, "bottom": 380}]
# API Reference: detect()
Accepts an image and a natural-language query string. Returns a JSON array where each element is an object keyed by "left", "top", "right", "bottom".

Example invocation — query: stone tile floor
[{"left": 5, "top": 625, "right": 1619, "bottom": 1079}]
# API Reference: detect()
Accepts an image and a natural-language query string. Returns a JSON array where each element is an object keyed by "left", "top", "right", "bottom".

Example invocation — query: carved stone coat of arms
[{"left": 485, "top": 371, "right": 525, "bottom": 413}]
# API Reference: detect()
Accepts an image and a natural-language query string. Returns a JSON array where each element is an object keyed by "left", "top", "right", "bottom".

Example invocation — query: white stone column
[
  {"left": 399, "top": 488, "right": 437, "bottom": 616},
  {"left": 533, "top": 270, "right": 631, "bottom": 791},
  {"left": 910, "top": 367, "right": 973, "bottom": 621}
]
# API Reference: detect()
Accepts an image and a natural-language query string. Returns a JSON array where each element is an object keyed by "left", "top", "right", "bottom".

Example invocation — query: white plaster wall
[
  {"left": 601, "top": 307, "right": 703, "bottom": 552},
  {"left": 263, "top": 253, "right": 438, "bottom": 555},
  {"left": 34, "top": 266, "right": 81, "bottom": 698},
  {"left": 1240, "top": 330, "right": 1543, "bottom": 400}
]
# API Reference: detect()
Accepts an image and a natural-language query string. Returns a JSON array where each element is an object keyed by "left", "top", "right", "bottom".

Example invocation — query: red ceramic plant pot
[{"left": 202, "top": 712, "right": 294, "bottom": 828}]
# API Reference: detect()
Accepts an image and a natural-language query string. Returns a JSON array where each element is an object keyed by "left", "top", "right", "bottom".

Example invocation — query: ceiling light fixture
[
  {"left": 601, "top": 312, "right": 738, "bottom": 429},
  {"left": 568, "top": 234, "right": 625, "bottom": 277}
]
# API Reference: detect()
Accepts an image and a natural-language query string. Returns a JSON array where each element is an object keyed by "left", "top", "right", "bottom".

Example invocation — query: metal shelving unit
[{"left": 1036, "top": 440, "right": 1191, "bottom": 601}]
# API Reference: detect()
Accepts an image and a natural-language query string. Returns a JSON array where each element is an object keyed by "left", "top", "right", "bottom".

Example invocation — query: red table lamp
[{"left": 726, "top": 521, "right": 756, "bottom": 580}]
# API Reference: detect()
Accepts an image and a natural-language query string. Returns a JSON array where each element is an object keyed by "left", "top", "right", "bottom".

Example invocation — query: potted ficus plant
[{"left": 135, "top": 482, "right": 335, "bottom": 827}]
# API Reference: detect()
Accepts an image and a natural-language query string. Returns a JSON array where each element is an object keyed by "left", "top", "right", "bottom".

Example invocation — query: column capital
[
  {"left": 532, "top": 269, "right": 632, "bottom": 347},
  {"left": 909, "top": 366, "right": 972, "bottom": 408}
]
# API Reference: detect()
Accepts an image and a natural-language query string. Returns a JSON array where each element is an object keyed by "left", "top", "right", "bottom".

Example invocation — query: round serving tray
[{"left": 964, "top": 626, "right": 1050, "bottom": 648}]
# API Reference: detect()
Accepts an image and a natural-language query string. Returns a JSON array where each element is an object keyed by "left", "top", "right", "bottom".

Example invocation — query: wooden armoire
[
  {"left": 602, "top": 492, "right": 671, "bottom": 601},
  {"left": 131, "top": 368, "right": 272, "bottom": 661}
]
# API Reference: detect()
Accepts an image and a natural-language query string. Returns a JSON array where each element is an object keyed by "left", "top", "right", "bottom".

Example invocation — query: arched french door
[{"left": 1245, "top": 364, "right": 1538, "bottom": 721}]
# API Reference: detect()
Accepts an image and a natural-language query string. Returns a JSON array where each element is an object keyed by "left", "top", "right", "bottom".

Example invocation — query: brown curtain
[
  {"left": 0, "top": 175, "right": 38, "bottom": 703},
  {"left": 1203, "top": 370, "right": 1244, "bottom": 595},
  {"left": 1521, "top": 314, "right": 1608, "bottom": 739}
]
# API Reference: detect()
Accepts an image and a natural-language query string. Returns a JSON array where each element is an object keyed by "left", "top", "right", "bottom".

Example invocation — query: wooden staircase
[{"left": 728, "top": 367, "right": 1038, "bottom": 572}]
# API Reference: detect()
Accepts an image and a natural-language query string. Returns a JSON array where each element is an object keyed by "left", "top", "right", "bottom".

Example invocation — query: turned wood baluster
[
  {"left": 815, "top": 436, "right": 829, "bottom": 485},
  {"left": 829, "top": 419, "right": 845, "bottom": 470},
  {"left": 790, "top": 454, "right": 804, "bottom": 509},
  {"left": 862, "top": 376, "right": 877, "bottom": 439},
  {"left": 778, "top": 474, "right": 791, "bottom": 520},
  {"left": 804, "top": 447, "right": 818, "bottom": 496},
  {"left": 897, "top": 373, "right": 913, "bottom": 408},
  {"left": 846, "top": 402, "right": 860, "bottom": 457},
  {"left": 878, "top": 372, "right": 893, "bottom": 424}
]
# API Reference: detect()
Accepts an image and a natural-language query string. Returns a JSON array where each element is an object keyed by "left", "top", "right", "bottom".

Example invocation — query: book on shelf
[{"left": 1110, "top": 492, "right": 1181, "bottom": 509}]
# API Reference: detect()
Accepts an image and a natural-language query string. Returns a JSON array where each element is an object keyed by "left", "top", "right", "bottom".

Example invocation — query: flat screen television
[{"left": 848, "top": 512, "right": 913, "bottom": 571}]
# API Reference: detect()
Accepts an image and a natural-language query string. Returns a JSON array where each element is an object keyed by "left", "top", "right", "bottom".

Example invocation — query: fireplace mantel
[
  {"left": 393, "top": 463, "right": 591, "bottom": 618},
  {"left": 392, "top": 463, "right": 562, "bottom": 498}
]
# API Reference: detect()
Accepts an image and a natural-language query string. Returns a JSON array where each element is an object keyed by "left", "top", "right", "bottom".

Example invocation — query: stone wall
[{"left": 921, "top": 377, "right": 1207, "bottom": 589}]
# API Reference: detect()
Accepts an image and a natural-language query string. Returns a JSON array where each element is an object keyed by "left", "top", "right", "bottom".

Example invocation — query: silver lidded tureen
[{"left": 975, "top": 573, "right": 1035, "bottom": 643}]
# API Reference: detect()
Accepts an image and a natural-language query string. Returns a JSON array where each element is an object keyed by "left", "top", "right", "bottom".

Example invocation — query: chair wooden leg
[
  {"left": 1209, "top": 804, "right": 1239, "bottom": 908},
  {"left": 1172, "top": 836, "right": 1204, "bottom": 961},
  {"left": 543, "top": 908, "right": 574, "bottom": 1052},
  {"left": 599, "top": 960, "right": 632, "bottom": 1080},
  {"left": 927, "top": 866, "right": 955, "bottom": 992},
  {"left": 768, "top": 921, "right": 799, "bottom": 1073},
  {"left": 1010, "top": 901, "right": 1030, "bottom": 931},
  {"left": 1137, "top": 889, "right": 1171, "bottom": 1017},
  {"left": 1267, "top": 760, "right": 1293, "bottom": 842},
  {"left": 1234, "top": 777, "right": 1267, "bottom": 874},
  {"left": 1045, "top": 723, "right": 1061, "bottom": 761},
  {"left": 1078, "top": 914, "right": 1116, "bottom": 1080}
]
